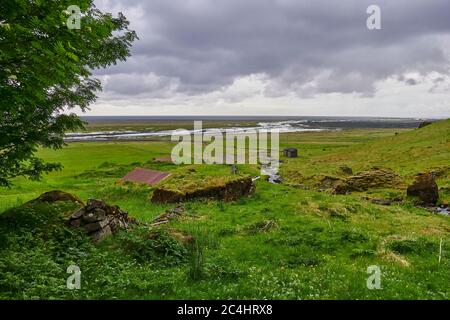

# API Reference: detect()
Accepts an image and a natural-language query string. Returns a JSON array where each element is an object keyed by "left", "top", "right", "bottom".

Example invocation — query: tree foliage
[{"left": 0, "top": 0, "right": 137, "bottom": 186}]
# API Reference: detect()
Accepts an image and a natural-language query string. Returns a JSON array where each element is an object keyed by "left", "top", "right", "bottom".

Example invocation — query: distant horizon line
[{"left": 79, "top": 115, "right": 447, "bottom": 120}]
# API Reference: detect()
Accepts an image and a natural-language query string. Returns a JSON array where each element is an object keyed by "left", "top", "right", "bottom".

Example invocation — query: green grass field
[{"left": 0, "top": 121, "right": 449, "bottom": 300}]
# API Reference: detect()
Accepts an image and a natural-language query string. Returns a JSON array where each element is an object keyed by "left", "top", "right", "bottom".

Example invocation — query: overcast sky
[{"left": 83, "top": 0, "right": 450, "bottom": 118}]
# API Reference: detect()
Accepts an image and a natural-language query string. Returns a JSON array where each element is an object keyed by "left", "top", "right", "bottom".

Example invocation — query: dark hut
[{"left": 283, "top": 148, "right": 298, "bottom": 158}]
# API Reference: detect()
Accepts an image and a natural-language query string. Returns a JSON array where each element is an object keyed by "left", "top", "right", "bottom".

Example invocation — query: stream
[
  {"left": 436, "top": 206, "right": 450, "bottom": 216},
  {"left": 260, "top": 162, "right": 282, "bottom": 184}
]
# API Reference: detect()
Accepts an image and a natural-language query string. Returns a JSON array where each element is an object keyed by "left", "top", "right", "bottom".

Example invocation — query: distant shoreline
[
  {"left": 81, "top": 115, "right": 438, "bottom": 122},
  {"left": 65, "top": 117, "right": 430, "bottom": 142}
]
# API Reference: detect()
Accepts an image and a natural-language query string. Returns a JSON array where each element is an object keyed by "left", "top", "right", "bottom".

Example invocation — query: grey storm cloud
[{"left": 95, "top": 0, "right": 450, "bottom": 98}]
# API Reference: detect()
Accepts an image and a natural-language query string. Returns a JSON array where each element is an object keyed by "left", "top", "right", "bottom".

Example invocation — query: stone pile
[
  {"left": 67, "top": 199, "right": 132, "bottom": 242},
  {"left": 151, "top": 205, "right": 185, "bottom": 227}
]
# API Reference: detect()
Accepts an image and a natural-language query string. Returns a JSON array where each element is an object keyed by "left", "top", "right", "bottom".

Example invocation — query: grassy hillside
[
  {"left": 281, "top": 120, "right": 450, "bottom": 203},
  {"left": 0, "top": 124, "right": 449, "bottom": 300},
  {"left": 282, "top": 119, "right": 450, "bottom": 176}
]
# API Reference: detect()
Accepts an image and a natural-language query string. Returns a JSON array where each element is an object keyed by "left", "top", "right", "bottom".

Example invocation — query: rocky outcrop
[
  {"left": 407, "top": 173, "right": 439, "bottom": 205},
  {"left": 151, "top": 176, "right": 254, "bottom": 204},
  {"left": 32, "top": 190, "right": 84, "bottom": 205},
  {"left": 67, "top": 199, "right": 133, "bottom": 242},
  {"left": 334, "top": 167, "right": 402, "bottom": 194}
]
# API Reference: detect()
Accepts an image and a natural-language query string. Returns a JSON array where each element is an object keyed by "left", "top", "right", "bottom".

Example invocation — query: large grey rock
[
  {"left": 81, "top": 209, "right": 106, "bottom": 223},
  {"left": 83, "top": 218, "right": 112, "bottom": 233},
  {"left": 70, "top": 207, "right": 85, "bottom": 220},
  {"left": 86, "top": 199, "right": 106, "bottom": 210}
]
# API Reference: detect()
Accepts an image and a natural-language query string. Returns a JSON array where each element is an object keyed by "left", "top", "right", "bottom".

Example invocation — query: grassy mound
[
  {"left": 0, "top": 201, "right": 190, "bottom": 299},
  {"left": 151, "top": 173, "right": 254, "bottom": 203}
]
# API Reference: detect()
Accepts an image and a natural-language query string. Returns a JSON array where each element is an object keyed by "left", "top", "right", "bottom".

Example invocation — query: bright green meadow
[{"left": 0, "top": 120, "right": 449, "bottom": 300}]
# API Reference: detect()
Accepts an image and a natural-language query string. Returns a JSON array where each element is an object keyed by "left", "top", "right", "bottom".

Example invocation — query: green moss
[{"left": 159, "top": 173, "right": 250, "bottom": 194}]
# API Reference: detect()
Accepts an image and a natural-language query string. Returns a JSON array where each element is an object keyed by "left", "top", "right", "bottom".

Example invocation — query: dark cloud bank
[{"left": 94, "top": 0, "right": 450, "bottom": 106}]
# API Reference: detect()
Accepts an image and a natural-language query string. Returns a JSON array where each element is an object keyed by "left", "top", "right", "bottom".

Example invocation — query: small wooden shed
[{"left": 283, "top": 148, "right": 298, "bottom": 158}]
